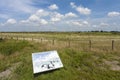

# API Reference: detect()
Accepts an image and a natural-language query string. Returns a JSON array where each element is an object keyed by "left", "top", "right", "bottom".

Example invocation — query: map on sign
[{"left": 32, "top": 50, "right": 63, "bottom": 74}]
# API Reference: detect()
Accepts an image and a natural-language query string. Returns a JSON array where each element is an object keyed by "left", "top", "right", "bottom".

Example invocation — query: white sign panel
[{"left": 32, "top": 50, "right": 63, "bottom": 74}]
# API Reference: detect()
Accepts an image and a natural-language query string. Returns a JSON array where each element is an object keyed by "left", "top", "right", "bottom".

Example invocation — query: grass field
[{"left": 0, "top": 32, "right": 120, "bottom": 80}]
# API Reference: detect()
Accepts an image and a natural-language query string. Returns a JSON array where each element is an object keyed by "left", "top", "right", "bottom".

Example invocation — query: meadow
[{"left": 0, "top": 32, "right": 120, "bottom": 80}]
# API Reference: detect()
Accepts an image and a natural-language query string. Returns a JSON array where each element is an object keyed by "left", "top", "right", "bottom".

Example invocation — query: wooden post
[
  {"left": 112, "top": 40, "right": 114, "bottom": 50},
  {"left": 89, "top": 40, "right": 92, "bottom": 50},
  {"left": 68, "top": 40, "right": 70, "bottom": 47},
  {"left": 41, "top": 38, "right": 42, "bottom": 43},
  {"left": 52, "top": 39, "right": 54, "bottom": 45}
]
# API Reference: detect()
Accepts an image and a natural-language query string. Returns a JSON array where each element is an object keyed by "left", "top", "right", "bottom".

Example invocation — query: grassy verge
[{"left": 0, "top": 39, "right": 120, "bottom": 80}]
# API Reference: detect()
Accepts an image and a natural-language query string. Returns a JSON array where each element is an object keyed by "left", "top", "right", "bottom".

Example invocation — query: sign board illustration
[{"left": 32, "top": 50, "right": 63, "bottom": 74}]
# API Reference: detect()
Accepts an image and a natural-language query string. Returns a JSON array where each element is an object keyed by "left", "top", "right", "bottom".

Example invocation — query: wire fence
[{"left": 1, "top": 35, "right": 120, "bottom": 52}]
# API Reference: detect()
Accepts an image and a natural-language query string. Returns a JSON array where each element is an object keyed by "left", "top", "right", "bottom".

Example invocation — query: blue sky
[{"left": 0, "top": 0, "right": 120, "bottom": 32}]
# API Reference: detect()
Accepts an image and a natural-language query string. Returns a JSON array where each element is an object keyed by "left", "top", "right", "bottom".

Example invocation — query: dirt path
[
  {"left": 0, "top": 62, "right": 21, "bottom": 79},
  {"left": 104, "top": 60, "right": 120, "bottom": 71}
]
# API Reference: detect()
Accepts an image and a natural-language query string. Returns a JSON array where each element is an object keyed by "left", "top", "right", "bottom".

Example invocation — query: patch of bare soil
[
  {"left": 104, "top": 60, "right": 120, "bottom": 71},
  {"left": 0, "top": 62, "right": 21, "bottom": 79}
]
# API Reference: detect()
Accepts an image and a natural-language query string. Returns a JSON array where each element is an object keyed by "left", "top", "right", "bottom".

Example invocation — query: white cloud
[
  {"left": 20, "top": 20, "right": 29, "bottom": 23},
  {"left": 6, "top": 18, "right": 17, "bottom": 24},
  {"left": 3, "top": 7, "right": 114, "bottom": 32},
  {"left": 70, "top": 2, "right": 76, "bottom": 8},
  {"left": 67, "top": 20, "right": 89, "bottom": 26},
  {"left": 65, "top": 12, "right": 77, "bottom": 18},
  {"left": 20, "top": 19, "right": 48, "bottom": 26},
  {"left": 29, "top": 15, "right": 40, "bottom": 22},
  {"left": 50, "top": 12, "right": 77, "bottom": 22},
  {"left": 40, "top": 19, "right": 48, "bottom": 25},
  {"left": 19, "top": 10, "right": 49, "bottom": 25},
  {"left": 50, "top": 12, "right": 64, "bottom": 22},
  {"left": 35, "top": 9, "right": 49, "bottom": 17},
  {"left": 83, "top": 21, "right": 89, "bottom": 25},
  {"left": 72, "top": 21, "right": 83, "bottom": 26},
  {"left": 70, "top": 2, "right": 91, "bottom": 15},
  {"left": 76, "top": 6, "right": 91, "bottom": 15},
  {"left": 48, "top": 4, "right": 59, "bottom": 10},
  {"left": 19, "top": 9, "right": 49, "bottom": 25},
  {"left": 100, "top": 22, "right": 109, "bottom": 26},
  {"left": 108, "top": 11, "right": 120, "bottom": 17}
]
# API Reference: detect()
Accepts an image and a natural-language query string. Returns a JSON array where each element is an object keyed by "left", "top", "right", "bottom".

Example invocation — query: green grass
[
  {"left": 0, "top": 38, "right": 120, "bottom": 80},
  {"left": 0, "top": 39, "right": 30, "bottom": 55}
]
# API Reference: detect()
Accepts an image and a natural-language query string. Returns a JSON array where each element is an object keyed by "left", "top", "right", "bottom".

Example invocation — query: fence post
[
  {"left": 41, "top": 38, "right": 42, "bottom": 43},
  {"left": 68, "top": 40, "right": 70, "bottom": 47},
  {"left": 89, "top": 40, "right": 92, "bottom": 50},
  {"left": 11, "top": 37, "right": 13, "bottom": 39},
  {"left": 52, "top": 39, "right": 55, "bottom": 45},
  {"left": 112, "top": 40, "right": 114, "bottom": 50}
]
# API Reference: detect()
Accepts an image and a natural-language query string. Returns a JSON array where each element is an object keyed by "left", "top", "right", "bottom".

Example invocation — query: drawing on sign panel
[
  {"left": 41, "top": 59, "right": 60, "bottom": 69},
  {"left": 41, "top": 61, "right": 55, "bottom": 69}
]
